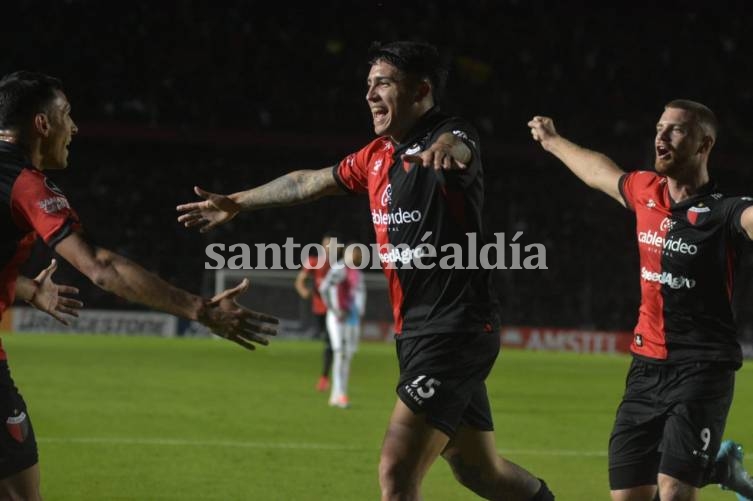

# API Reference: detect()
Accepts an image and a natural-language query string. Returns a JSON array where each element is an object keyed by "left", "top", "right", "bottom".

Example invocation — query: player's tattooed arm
[
  {"left": 177, "top": 167, "right": 344, "bottom": 233},
  {"left": 232, "top": 166, "right": 344, "bottom": 210},
  {"left": 741, "top": 206, "right": 753, "bottom": 240}
]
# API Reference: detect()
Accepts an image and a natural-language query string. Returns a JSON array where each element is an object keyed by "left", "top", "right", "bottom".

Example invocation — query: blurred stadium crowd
[{"left": 4, "top": 1, "right": 752, "bottom": 336}]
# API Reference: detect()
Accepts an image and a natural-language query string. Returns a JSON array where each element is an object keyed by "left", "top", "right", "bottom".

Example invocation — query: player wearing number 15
[
  {"left": 178, "top": 41, "right": 554, "bottom": 501},
  {"left": 529, "top": 101, "right": 753, "bottom": 501}
]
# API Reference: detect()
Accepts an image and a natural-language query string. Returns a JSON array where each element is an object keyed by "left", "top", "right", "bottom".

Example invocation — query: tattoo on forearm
[{"left": 241, "top": 166, "right": 339, "bottom": 209}]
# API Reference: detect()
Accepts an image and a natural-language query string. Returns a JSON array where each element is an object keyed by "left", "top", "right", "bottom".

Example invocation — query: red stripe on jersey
[
  {"left": 337, "top": 137, "right": 407, "bottom": 333},
  {"left": 625, "top": 172, "right": 669, "bottom": 359},
  {"left": 368, "top": 154, "right": 407, "bottom": 334},
  {"left": 633, "top": 239, "right": 667, "bottom": 359}
]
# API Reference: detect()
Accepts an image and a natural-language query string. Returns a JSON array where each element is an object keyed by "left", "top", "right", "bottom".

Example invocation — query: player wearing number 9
[{"left": 529, "top": 101, "right": 753, "bottom": 501}]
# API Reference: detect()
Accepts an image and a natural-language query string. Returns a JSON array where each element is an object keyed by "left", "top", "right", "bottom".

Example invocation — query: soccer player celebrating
[
  {"left": 0, "top": 71, "right": 278, "bottom": 500},
  {"left": 529, "top": 102, "right": 753, "bottom": 501},
  {"left": 178, "top": 41, "right": 555, "bottom": 500}
]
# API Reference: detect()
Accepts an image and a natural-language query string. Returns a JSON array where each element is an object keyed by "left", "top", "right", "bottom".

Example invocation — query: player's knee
[
  {"left": 378, "top": 453, "right": 417, "bottom": 499},
  {"left": 658, "top": 474, "right": 695, "bottom": 501},
  {"left": 444, "top": 451, "right": 502, "bottom": 497}
]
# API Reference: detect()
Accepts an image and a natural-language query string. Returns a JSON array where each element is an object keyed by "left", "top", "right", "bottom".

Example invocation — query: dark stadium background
[{"left": 4, "top": 1, "right": 752, "bottom": 339}]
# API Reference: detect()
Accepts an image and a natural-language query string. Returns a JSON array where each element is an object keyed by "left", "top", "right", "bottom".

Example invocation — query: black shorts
[
  {"left": 395, "top": 331, "right": 500, "bottom": 437},
  {"left": 609, "top": 357, "right": 735, "bottom": 489},
  {"left": 0, "top": 361, "right": 38, "bottom": 479}
]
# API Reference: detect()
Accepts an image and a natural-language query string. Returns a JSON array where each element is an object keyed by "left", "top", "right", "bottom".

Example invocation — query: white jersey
[
  {"left": 319, "top": 261, "right": 366, "bottom": 324},
  {"left": 318, "top": 260, "right": 366, "bottom": 404}
]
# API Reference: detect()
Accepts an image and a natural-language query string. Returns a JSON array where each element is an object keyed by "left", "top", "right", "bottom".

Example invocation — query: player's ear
[
  {"left": 415, "top": 79, "right": 431, "bottom": 103},
  {"left": 33, "top": 113, "right": 51, "bottom": 138},
  {"left": 698, "top": 135, "right": 714, "bottom": 155}
]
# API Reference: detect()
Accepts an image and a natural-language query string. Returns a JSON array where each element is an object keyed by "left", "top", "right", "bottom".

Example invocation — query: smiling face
[
  {"left": 654, "top": 107, "right": 709, "bottom": 177},
  {"left": 365, "top": 60, "right": 427, "bottom": 142},
  {"left": 38, "top": 90, "right": 77, "bottom": 170}
]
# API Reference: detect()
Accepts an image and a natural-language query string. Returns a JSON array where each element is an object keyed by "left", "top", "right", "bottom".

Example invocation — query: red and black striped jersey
[
  {"left": 0, "top": 142, "right": 81, "bottom": 318},
  {"left": 619, "top": 170, "right": 753, "bottom": 366},
  {"left": 333, "top": 108, "right": 499, "bottom": 338}
]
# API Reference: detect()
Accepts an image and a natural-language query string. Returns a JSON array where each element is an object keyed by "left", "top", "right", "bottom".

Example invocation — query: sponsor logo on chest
[{"left": 371, "top": 182, "right": 423, "bottom": 230}]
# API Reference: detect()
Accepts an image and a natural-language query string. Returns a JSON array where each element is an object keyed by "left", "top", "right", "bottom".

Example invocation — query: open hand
[
  {"left": 198, "top": 278, "right": 279, "bottom": 351},
  {"left": 401, "top": 141, "right": 468, "bottom": 171},
  {"left": 176, "top": 186, "right": 241, "bottom": 233},
  {"left": 29, "top": 259, "right": 83, "bottom": 326}
]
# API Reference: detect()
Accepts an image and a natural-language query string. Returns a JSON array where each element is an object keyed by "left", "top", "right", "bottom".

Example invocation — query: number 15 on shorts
[{"left": 410, "top": 375, "right": 441, "bottom": 399}]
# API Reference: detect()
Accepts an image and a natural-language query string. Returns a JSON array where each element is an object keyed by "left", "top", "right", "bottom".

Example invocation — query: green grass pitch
[{"left": 1, "top": 333, "right": 750, "bottom": 500}]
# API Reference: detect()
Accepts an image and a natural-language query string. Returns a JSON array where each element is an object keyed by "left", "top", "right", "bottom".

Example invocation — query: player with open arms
[
  {"left": 529, "top": 102, "right": 753, "bottom": 501},
  {"left": 179, "top": 41, "right": 555, "bottom": 501},
  {"left": 0, "top": 71, "right": 278, "bottom": 501}
]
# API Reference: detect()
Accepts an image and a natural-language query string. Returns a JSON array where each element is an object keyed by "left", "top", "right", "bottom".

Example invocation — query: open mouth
[
  {"left": 656, "top": 144, "right": 672, "bottom": 160},
  {"left": 371, "top": 107, "right": 388, "bottom": 124}
]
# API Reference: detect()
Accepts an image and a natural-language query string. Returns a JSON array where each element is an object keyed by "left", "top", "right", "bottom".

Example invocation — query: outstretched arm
[
  {"left": 401, "top": 132, "right": 472, "bottom": 170},
  {"left": 54, "top": 232, "right": 278, "bottom": 350},
  {"left": 528, "top": 116, "right": 626, "bottom": 206},
  {"left": 16, "top": 259, "right": 83, "bottom": 325},
  {"left": 176, "top": 166, "right": 344, "bottom": 233}
]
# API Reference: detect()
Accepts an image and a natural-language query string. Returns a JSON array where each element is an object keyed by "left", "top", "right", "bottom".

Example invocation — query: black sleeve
[
  {"left": 727, "top": 196, "right": 753, "bottom": 241},
  {"left": 618, "top": 173, "right": 634, "bottom": 211}
]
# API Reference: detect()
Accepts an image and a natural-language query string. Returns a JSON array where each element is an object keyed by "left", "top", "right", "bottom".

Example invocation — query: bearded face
[{"left": 654, "top": 107, "right": 707, "bottom": 177}]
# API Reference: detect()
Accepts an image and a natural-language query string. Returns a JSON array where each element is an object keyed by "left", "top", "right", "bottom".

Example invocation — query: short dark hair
[
  {"left": 368, "top": 41, "right": 449, "bottom": 105},
  {"left": 665, "top": 99, "right": 718, "bottom": 140},
  {"left": 0, "top": 71, "right": 63, "bottom": 130}
]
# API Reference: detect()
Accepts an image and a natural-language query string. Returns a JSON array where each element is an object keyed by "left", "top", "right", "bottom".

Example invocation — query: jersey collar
[
  {"left": 392, "top": 106, "right": 444, "bottom": 152},
  {"left": 668, "top": 179, "right": 718, "bottom": 208}
]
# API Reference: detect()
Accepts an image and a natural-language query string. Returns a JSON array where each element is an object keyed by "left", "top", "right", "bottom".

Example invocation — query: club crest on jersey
[
  {"left": 687, "top": 204, "right": 711, "bottom": 225},
  {"left": 5, "top": 411, "right": 29, "bottom": 443},
  {"left": 402, "top": 144, "right": 422, "bottom": 172}
]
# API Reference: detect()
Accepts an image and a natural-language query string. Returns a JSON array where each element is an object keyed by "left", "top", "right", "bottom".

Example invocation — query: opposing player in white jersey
[{"left": 319, "top": 244, "right": 366, "bottom": 408}]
